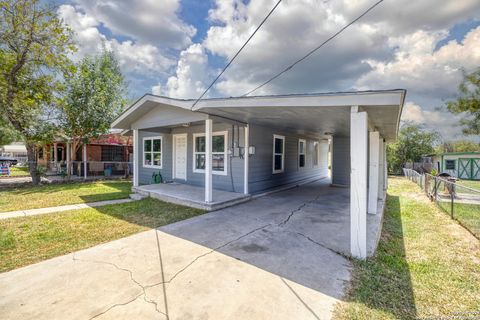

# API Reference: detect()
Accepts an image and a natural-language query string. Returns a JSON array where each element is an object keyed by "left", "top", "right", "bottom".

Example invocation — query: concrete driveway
[{"left": 0, "top": 179, "right": 352, "bottom": 320}]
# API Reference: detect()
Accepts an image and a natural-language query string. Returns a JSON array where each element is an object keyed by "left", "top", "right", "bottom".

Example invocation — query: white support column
[
  {"left": 66, "top": 142, "right": 71, "bottom": 177},
  {"left": 53, "top": 142, "right": 58, "bottom": 167},
  {"left": 384, "top": 142, "right": 388, "bottom": 191},
  {"left": 368, "top": 131, "right": 380, "bottom": 214},
  {"left": 83, "top": 144, "right": 87, "bottom": 180},
  {"left": 378, "top": 138, "right": 384, "bottom": 200},
  {"left": 205, "top": 119, "right": 213, "bottom": 203},
  {"left": 133, "top": 129, "right": 139, "bottom": 187},
  {"left": 350, "top": 106, "right": 368, "bottom": 259},
  {"left": 244, "top": 125, "right": 249, "bottom": 195}
]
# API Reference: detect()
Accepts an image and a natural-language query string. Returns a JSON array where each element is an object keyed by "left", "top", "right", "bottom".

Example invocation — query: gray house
[{"left": 112, "top": 89, "right": 406, "bottom": 259}]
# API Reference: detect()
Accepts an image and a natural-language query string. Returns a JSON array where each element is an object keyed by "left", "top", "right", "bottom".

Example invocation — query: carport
[{"left": 115, "top": 89, "right": 406, "bottom": 259}]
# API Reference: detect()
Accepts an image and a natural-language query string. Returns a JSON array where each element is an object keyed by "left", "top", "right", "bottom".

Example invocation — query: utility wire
[
  {"left": 241, "top": 0, "right": 385, "bottom": 97},
  {"left": 191, "top": 0, "right": 283, "bottom": 110}
]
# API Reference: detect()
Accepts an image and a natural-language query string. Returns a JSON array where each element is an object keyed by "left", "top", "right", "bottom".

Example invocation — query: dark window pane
[
  {"left": 101, "top": 145, "right": 124, "bottom": 161},
  {"left": 144, "top": 139, "right": 151, "bottom": 152},
  {"left": 274, "top": 155, "right": 283, "bottom": 171},
  {"left": 445, "top": 160, "right": 455, "bottom": 170},
  {"left": 153, "top": 153, "right": 161, "bottom": 166},
  {"left": 212, "top": 135, "right": 225, "bottom": 152},
  {"left": 212, "top": 154, "right": 224, "bottom": 171},
  {"left": 299, "top": 141, "right": 305, "bottom": 153},
  {"left": 153, "top": 139, "right": 161, "bottom": 152},
  {"left": 299, "top": 154, "right": 305, "bottom": 167},
  {"left": 274, "top": 138, "right": 283, "bottom": 154},
  {"left": 145, "top": 153, "right": 152, "bottom": 166},
  {"left": 196, "top": 136, "right": 205, "bottom": 152},
  {"left": 195, "top": 154, "right": 205, "bottom": 170}
]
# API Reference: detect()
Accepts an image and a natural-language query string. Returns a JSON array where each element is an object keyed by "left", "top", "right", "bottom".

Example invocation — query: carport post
[
  {"left": 378, "top": 137, "right": 385, "bottom": 200},
  {"left": 133, "top": 129, "right": 139, "bottom": 187},
  {"left": 384, "top": 142, "right": 388, "bottom": 191},
  {"left": 350, "top": 106, "right": 368, "bottom": 259},
  {"left": 244, "top": 124, "right": 249, "bottom": 195},
  {"left": 368, "top": 131, "right": 380, "bottom": 214},
  {"left": 205, "top": 119, "right": 213, "bottom": 203}
]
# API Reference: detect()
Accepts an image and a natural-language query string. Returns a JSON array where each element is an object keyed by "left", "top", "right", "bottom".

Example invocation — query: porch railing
[{"left": 403, "top": 168, "right": 480, "bottom": 239}]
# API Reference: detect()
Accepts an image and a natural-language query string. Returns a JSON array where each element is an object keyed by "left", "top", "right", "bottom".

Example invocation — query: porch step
[{"left": 129, "top": 193, "right": 147, "bottom": 201}]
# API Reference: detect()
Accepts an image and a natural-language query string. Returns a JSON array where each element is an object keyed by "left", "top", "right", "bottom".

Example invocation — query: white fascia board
[{"left": 193, "top": 90, "right": 405, "bottom": 110}]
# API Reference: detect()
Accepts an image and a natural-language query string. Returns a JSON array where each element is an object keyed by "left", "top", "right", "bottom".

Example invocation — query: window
[
  {"left": 143, "top": 137, "right": 162, "bottom": 168},
  {"left": 298, "top": 139, "right": 306, "bottom": 168},
  {"left": 313, "top": 141, "right": 319, "bottom": 166},
  {"left": 445, "top": 160, "right": 455, "bottom": 170},
  {"left": 193, "top": 131, "right": 228, "bottom": 175},
  {"left": 101, "top": 145, "right": 124, "bottom": 161},
  {"left": 273, "top": 135, "right": 285, "bottom": 174}
]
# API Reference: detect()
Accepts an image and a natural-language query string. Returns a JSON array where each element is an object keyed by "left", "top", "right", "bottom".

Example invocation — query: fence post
[
  {"left": 450, "top": 186, "right": 454, "bottom": 218},
  {"left": 434, "top": 176, "right": 437, "bottom": 201}
]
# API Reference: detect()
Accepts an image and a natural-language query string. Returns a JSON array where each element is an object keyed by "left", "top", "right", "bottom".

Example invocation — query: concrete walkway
[
  {"left": 0, "top": 180, "right": 375, "bottom": 319},
  {"left": 0, "top": 198, "right": 133, "bottom": 219}
]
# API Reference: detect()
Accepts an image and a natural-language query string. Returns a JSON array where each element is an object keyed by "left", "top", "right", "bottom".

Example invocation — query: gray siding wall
[
  {"left": 138, "top": 124, "right": 244, "bottom": 192},
  {"left": 248, "top": 125, "right": 328, "bottom": 194},
  {"left": 331, "top": 137, "right": 350, "bottom": 186},
  {"left": 138, "top": 130, "right": 173, "bottom": 184},
  {"left": 138, "top": 123, "right": 330, "bottom": 193}
]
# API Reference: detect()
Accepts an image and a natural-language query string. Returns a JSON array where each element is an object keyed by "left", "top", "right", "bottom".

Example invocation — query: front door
[{"left": 173, "top": 134, "right": 187, "bottom": 180}]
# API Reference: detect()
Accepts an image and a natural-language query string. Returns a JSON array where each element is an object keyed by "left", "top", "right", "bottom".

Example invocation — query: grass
[
  {"left": 334, "top": 177, "right": 480, "bottom": 320},
  {"left": 0, "top": 180, "right": 132, "bottom": 212},
  {"left": 456, "top": 179, "right": 480, "bottom": 191},
  {"left": 0, "top": 166, "right": 30, "bottom": 178},
  {"left": 0, "top": 197, "right": 204, "bottom": 272}
]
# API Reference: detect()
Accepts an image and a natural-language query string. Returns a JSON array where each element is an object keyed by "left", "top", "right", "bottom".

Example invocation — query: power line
[
  {"left": 241, "top": 0, "right": 385, "bottom": 97},
  {"left": 191, "top": 0, "right": 283, "bottom": 109}
]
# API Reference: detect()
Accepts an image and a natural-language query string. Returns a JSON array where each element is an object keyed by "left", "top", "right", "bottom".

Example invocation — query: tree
[
  {"left": 0, "top": 0, "right": 75, "bottom": 184},
  {"left": 447, "top": 69, "right": 480, "bottom": 135},
  {"left": 0, "top": 118, "right": 20, "bottom": 146},
  {"left": 387, "top": 123, "right": 439, "bottom": 174},
  {"left": 436, "top": 140, "right": 480, "bottom": 153},
  {"left": 60, "top": 50, "right": 126, "bottom": 164}
]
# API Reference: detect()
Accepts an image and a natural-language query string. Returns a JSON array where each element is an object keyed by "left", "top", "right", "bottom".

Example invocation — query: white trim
[
  {"left": 172, "top": 133, "right": 187, "bottom": 180},
  {"left": 133, "top": 129, "right": 139, "bottom": 187},
  {"left": 142, "top": 136, "right": 163, "bottom": 169},
  {"left": 244, "top": 125, "right": 249, "bottom": 195},
  {"left": 313, "top": 141, "right": 319, "bottom": 167},
  {"left": 273, "top": 134, "right": 285, "bottom": 174},
  {"left": 298, "top": 139, "right": 306, "bottom": 168},
  {"left": 205, "top": 119, "right": 213, "bottom": 203},
  {"left": 193, "top": 130, "right": 228, "bottom": 176},
  {"left": 368, "top": 131, "right": 380, "bottom": 214}
]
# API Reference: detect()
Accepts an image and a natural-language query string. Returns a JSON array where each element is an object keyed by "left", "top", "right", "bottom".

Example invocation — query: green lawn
[
  {"left": 334, "top": 177, "right": 480, "bottom": 320},
  {"left": 0, "top": 166, "right": 30, "bottom": 178},
  {"left": 0, "top": 180, "right": 132, "bottom": 212},
  {"left": 0, "top": 198, "right": 204, "bottom": 272},
  {"left": 456, "top": 179, "right": 480, "bottom": 191}
]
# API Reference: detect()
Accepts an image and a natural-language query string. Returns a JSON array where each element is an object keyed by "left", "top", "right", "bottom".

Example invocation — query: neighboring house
[
  {"left": 439, "top": 152, "right": 480, "bottom": 180},
  {"left": 37, "top": 133, "right": 133, "bottom": 176},
  {"left": 112, "top": 89, "right": 406, "bottom": 259},
  {"left": 0, "top": 142, "right": 27, "bottom": 163}
]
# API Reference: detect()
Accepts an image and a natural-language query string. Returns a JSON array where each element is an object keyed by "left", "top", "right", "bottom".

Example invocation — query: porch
[{"left": 133, "top": 182, "right": 251, "bottom": 211}]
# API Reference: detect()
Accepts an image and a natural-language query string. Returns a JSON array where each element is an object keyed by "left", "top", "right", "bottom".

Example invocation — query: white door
[{"left": 173, "top": 134, "right": 187, "bottom": 180}]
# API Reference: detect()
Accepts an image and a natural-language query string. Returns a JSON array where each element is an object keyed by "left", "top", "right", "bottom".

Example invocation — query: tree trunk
[{"left": 26, "top": 142, "right": 41, "bottom": 185}]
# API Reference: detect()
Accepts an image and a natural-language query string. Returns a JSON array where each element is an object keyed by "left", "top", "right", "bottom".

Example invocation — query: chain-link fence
[{"left": 403, "top": 168, "right": 480, "bottom": 239}]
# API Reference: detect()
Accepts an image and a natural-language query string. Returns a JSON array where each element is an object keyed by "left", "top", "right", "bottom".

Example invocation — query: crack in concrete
[
  {"left": 72, "top": 253, "right": 167, "bottom": 319},
  {"left": 278, "top": 192, "right": 325, "bottom": 227},
  {"left": 294, "top": 231, "right": 350, "bottom": 259}
]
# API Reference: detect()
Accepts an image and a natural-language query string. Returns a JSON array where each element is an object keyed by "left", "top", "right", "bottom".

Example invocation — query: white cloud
[
  {"left": 151, "top": 84, "right": 162, "bottom": 96},
  {"left": 73, "top": 0, "right": 196, "bottom": 49},
  {"left": 401, "top": 102, "right": 464, "bottom": 139},
  {"left": 160, "top": 44, "right": 211, "bottom": 99},
  {"left": 58, "top": 5, "right": 175, "bottom": 76},
  {"left": 355, "top": 27, "right": 480, "bottom": 98}
]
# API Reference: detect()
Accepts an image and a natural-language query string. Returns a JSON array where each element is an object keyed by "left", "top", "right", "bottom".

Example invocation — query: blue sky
[{"left": 57, "top": 0, "right": 480, "bottom": 140}]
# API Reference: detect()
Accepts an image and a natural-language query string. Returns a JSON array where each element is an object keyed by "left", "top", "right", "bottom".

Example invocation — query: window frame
[
  {"left": 143, "top": 136, "right": 163, "bottom": 169},
  {"left": 192, "top": 131, "right": 228, "bottom": 176},
  {"left": 445, "top": 159, "right": 455, "bottom": 170},
  {"left": 273, "top": 134, "right": 285, "bottom": 174},
  {"left": 298, "top": 139, "right": 306, "bottom": 168}
]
